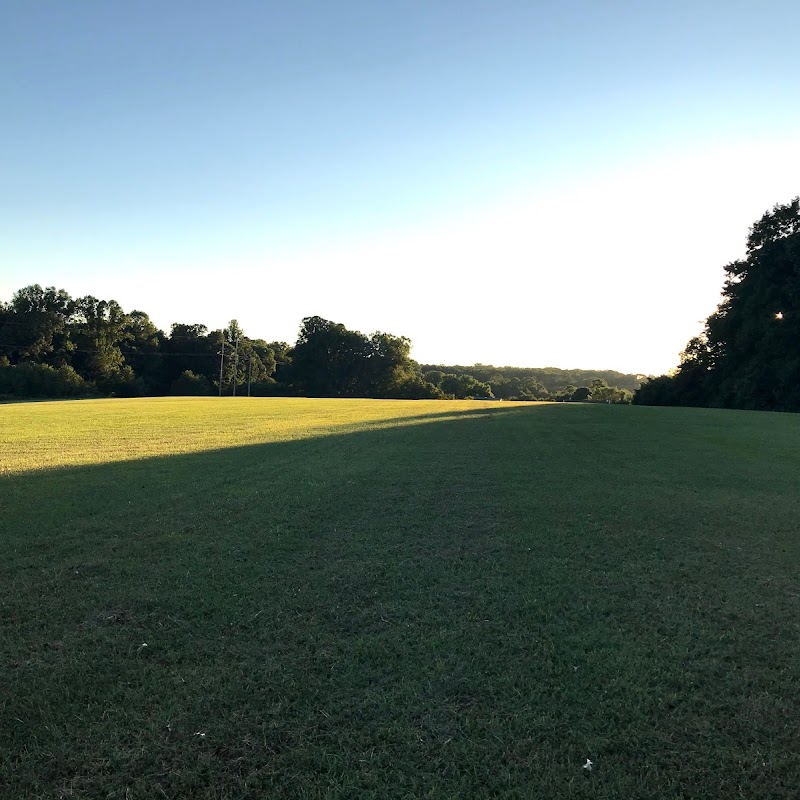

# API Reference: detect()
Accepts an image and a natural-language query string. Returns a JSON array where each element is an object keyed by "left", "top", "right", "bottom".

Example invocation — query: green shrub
[
  {"left": 169, "top": 370, "right": 212, "bottom": 396},
  {"left": 0, "top": 362, "right": 93, "bottom": 398}
]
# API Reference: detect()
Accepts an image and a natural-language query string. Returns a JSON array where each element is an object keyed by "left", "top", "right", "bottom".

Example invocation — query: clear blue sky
[{"left": 3, "top": 0, "right": 799, "bottom": 375}]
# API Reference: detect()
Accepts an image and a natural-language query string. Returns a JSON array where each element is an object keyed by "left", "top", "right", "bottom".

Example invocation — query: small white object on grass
[{"left": 583, "top": 759, "right": 593, "bottom": 771}]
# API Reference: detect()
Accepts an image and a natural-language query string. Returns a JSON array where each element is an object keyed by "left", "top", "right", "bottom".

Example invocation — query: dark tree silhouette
[{"left": 636, "top": 197, "right": 800, "bottom": 410}]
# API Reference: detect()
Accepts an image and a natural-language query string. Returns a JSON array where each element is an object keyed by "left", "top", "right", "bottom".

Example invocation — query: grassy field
[{"left": 1, "top": 397, "right": 799, "bottom": 799}]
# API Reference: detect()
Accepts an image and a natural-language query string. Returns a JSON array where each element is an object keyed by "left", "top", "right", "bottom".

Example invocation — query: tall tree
[
  {"left": 71, "top": 296, "right": 128, "bottom": 380},
  {"left": 266, "top": 341, "right": 292, "bottom": 384},
  {"left": 3, "top": 284, "right": 75, "bottom": 364},
  {"left": 215, "top": 320, "right": 275, "bottom": 393},
  {"left": 637, "top": 197, "right": 800, "bottom": 410},
  {"left": 164, "top": 323, "right": 218, "bottom": 387},
  {"left": 439, "top": 373, "right": 494, "bottom": 399},
  {"left": 290, "top": 316, "right": 372, "bottom": 396},
  {"left": 289, "top": 316, "right": 435, "bottom": 398},
  {"left": 707, "top": 197, "right": 800, "bottom": 409},
  {"left": 120, "top": 310, "right": 165, "bottom": 391}
]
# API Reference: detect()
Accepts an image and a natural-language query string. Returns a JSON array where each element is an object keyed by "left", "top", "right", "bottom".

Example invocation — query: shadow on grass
[
  {"left": 2, "top": 400, "right": 553, "bottom": 478},
  {"left": 1, "top": 403, "right": 555, "bottom": 796},
  {"left": 2, "top": 402, "right": 553, "bottom": 546}
]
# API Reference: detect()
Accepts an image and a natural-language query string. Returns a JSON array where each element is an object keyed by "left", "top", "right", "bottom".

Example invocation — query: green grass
[
  {"left": 0, "top": 397, "right": 524, "bottom": 473},
  {"left": 1, "top": 398, "right": 799, "bottom": 798}
]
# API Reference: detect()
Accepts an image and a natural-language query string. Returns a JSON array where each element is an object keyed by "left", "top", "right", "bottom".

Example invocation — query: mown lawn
[{"left": 1, "top": 398, "right": 799, "bottom": 799}]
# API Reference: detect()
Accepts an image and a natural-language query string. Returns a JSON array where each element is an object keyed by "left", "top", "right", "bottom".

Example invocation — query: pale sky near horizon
[{"left": 3, "top": 1, "right": 799, "bottom": 376}]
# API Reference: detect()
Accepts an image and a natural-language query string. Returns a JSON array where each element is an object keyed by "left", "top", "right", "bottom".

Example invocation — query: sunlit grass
[{"left": 0, "top": 396, "right": 534, "bottom": 474}]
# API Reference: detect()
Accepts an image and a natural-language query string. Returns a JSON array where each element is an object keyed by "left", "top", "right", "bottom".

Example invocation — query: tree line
[
  {"left": 0, "top": 286, "right": 637, "bottom": 402},
  {"left": 421, "top": 363, "right": 641, "bottom": 397},
  {"left": 634, "top": 197, "right": 800, "bottom": 412}
]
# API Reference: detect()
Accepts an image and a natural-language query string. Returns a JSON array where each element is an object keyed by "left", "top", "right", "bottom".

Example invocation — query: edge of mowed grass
[{"left": 2, "top": 399, "right": 799, "bottom": 798}]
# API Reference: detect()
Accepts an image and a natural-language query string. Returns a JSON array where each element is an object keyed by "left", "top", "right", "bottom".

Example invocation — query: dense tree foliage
[
  {"left": 423, "top": 367, "right": 634, "bottom": 402},
  {"left": 0, "top": 361, "right": 90, "bottom": 398},
  {"left": 0, "top": 289, "right": 443, "bottom": 400},
  {"left": 0, "top": 284, "right": 638, "bottom": 401},
  {"left": 635, "top": 198, "right": 800, "bottom": 411},
  {"left": 289, "top": 316, "right": 442, "bottom": 399},
  {"left": 169, "top": 370, "right": 212, "bottom": 396},
  {"left": 422, "top": 363, "right": 642, "bottom": 394},
  {"left": 0, "top": 288, "right": 286, "bottom": 398}
]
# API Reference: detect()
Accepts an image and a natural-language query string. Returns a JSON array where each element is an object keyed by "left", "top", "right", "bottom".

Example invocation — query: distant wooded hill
[{"left": 421, "top": 364, "right": 644, "bottom": 393}]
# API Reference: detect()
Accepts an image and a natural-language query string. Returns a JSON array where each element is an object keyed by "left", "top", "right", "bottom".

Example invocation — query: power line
[
  {"left": 0, "top": 320, "right": 279, "bottom": 342},
  {"left": 0, "top": 320, "right": 281, "bottom": 346},
  {"left": 0, "top": 342, "right": 227, "bottom": 359}
]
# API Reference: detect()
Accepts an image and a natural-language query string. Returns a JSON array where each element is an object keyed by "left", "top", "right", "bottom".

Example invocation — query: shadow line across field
[{"left": 2, "top": 400, "right": 550, "bottom": 478}]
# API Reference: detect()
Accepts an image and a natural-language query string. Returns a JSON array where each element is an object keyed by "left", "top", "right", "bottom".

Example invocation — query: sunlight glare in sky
[{"left": 137, "top": 136, "right": 794, "bottom": 376}]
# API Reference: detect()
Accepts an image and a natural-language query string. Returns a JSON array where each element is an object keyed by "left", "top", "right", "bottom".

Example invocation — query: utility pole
[
  {"left": 218, "top": 338, "right": 225, "bottom": 397},
  {"left": 247, "top": 351, "right": 253, "bottom": 397},
  {"left": 232, "top": 337, "right": 239, "bottom": 397}
]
